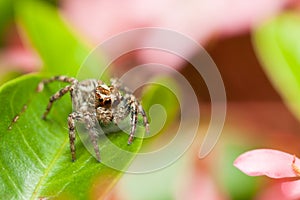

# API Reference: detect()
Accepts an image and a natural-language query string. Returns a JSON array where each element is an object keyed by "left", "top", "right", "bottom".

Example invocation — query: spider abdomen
[{"left": 71, "top": 79, "right": 98, "bottom": 112}]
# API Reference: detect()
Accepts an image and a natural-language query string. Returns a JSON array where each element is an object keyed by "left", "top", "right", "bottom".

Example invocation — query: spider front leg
[
  {"left": 138, "top": 104, "right": 150, "bottom": 133},
  {"left": 42, "top": 85, "right": 72, "bottom": 119},
  {"left": 128, "top": 102, "right": 138, "bottom": 145},
  {"left": 110, "top": 78, "right": 133, "bottom": 95},
  {"left": 68, "top": 112, "right": 101, "bottom": 162},
  {"left": 127, "top": 103, "right": 149, "bottom": 144}
]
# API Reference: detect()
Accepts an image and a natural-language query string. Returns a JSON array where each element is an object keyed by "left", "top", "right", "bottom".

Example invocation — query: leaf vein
[
  {"left": 30, "top": 137, "right": 69, "bottom": 199},
  {"left": 0, "top": 160, "right": 26, "bottom": 199},
  {"left": 18, "top": 127, "right": 46, "bottom": 169}
]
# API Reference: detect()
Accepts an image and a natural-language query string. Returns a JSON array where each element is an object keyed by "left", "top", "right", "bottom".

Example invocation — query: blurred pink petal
[
  {"left": 0, "top": 47, "right": 41, "bottom": 72},
  {"left": 176, "top": 170, "right": 228, "bottom": 200},
  {"left": 216, "top": 0, "right": 293, "bottom": 35},
  {"left": 256, "top": 182, "right": 290, "bottom": 200},
  {"left": 282, "top": 180, "right": 300, "bottom": 199},
  {"left": 61, "top": 0, "right": 293, "bottom": 69},
  {"left": 61, "top": 0, "right": 293, "bottom": 43},
  {"left": 234, "top": 149, "right": 300, "bottom": 178}
]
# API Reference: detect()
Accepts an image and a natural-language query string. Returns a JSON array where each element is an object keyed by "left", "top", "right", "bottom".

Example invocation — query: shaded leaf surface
[{"left": 0, "top": 74, "right": 143, "bottom": 199}]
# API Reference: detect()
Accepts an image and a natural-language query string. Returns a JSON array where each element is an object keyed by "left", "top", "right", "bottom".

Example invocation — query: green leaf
[
  {"left": 0, "top": 71, "right": 22, "bottom": 86},
  {"left": 142, "top": 76, "right": 179, "bottom": 136},
  {"left": 14, "top": 0, "right": 99, "bottom": 76},
  {"left": 219, "top": 139, "right": 260, "bottom": 200},
  {"left": 0, "top": 74, "right": 143, "bottom": 199},
  {"left": 119, "top": 156, "right": 189, "bottom": 200},
  {"left": 0, "top": 0, "right": 13, "bottom": 46},
  {"left": 253, "top": 12, "right": 300, "bottom": 121}
]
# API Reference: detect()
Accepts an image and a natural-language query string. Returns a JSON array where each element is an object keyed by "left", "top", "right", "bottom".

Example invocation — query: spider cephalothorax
[{"left": 37, "top": 76, "right": 149, "bottom": 162}]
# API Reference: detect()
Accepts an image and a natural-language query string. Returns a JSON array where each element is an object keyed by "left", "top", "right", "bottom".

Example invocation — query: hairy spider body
[{"left": 37, "top": 76, "right": 149, "bottom": 162}]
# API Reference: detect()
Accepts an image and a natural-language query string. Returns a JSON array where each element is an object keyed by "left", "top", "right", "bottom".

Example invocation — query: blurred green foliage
[
  {"left": 0, "top": 0, "right": 13, "bottom": 46},
  {"left": 142, "top": 77, "right": 180, "bottom": 140},
  {"left": 253, "top": 12, "right": 300, "bottom": 122},
  {"left": 15, "top": 0, "right": 91, "bottom": 76},
  {"left": 218, "top": 138, "right": 260, "bottom": 200}
]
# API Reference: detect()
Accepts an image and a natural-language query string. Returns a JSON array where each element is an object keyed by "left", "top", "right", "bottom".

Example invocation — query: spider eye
[
  {"left": 96, "top": 96, "right": 112, "bottom": 108},
  {"left": 104, "top": 99, "right": 111, "bottom": 106}
]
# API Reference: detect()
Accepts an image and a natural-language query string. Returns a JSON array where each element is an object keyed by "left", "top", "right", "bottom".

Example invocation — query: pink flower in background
[
  {"left": 176, "top": 170, "right": 229, "bottom": 200},
  {"left": 0, "top": 26, "right": 41, "bottom": 73},
  {"left": 61, "top": 0, "right": 294, "bottom": 68},
  {"left": 255, "top": 183, "right": 291, "bottom": 200},
  {"left": 62, "top": 0, "right": 293, "bottom": 43},
  {"left": 0, "top": 0, "right": 296, "bottom": 73},
  {"left": 234, "top": 149, "right": 300, "bottom": 199},
  {"left": 0, "top": 47, "right": 41, "bottom": 72}
]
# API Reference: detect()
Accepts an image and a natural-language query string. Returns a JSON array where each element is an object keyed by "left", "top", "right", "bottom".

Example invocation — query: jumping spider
[{"left": 37, "top": 75, "right": 149, "bottom": 162}]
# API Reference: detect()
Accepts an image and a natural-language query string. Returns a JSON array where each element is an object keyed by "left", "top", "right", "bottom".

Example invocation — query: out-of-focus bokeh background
[{"left": 2, "top": 0, "right": 300, "bottom": 199}]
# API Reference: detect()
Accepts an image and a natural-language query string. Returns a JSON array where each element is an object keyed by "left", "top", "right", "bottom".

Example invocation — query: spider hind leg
[{"left": 37, "top": 76, "right": 77, "bottom": 92}]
